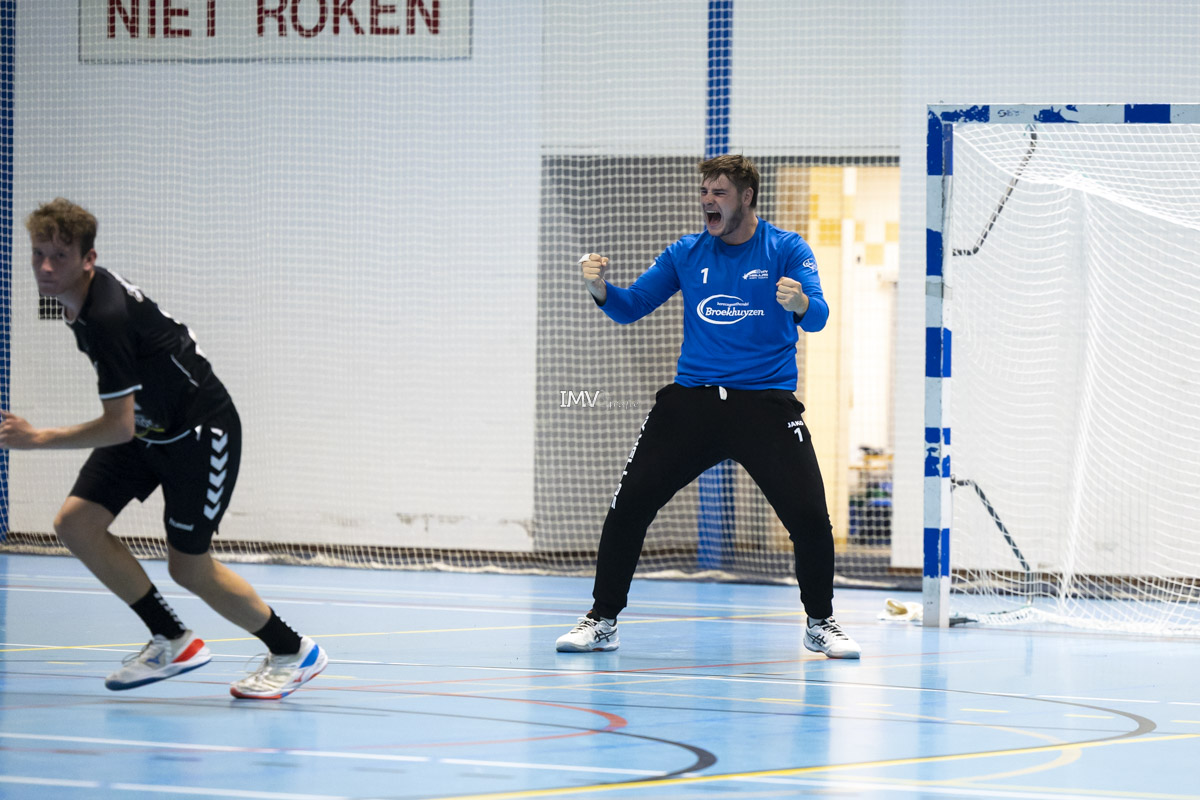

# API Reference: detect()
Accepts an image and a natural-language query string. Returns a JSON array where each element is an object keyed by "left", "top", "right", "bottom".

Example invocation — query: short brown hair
[
  {"left": 25, "top": 198, "right": 98, "bottom": 256},
  {"left": 699, "top": 154, "right": 760, "bottom": 209}
]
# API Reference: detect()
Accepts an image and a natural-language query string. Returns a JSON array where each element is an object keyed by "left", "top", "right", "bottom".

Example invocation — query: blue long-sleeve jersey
[{"left": 597, "top": 218, "right": 827, "bottom": 391}]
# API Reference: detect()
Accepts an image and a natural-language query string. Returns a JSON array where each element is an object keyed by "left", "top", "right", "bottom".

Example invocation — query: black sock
[
  {"left": 252, "top": 608, "right": 303, "bottom": 656},
  {"left": 587, "top": 610, "right": 615, "bottom": 623},
  {"left": 129, "top": 585, "right": 186, "bottom": 640}
]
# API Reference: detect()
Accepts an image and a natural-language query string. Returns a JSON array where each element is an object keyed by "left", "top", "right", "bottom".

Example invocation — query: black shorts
[{"left": 69, "top": 407, "right": 242, "bottom": 555}]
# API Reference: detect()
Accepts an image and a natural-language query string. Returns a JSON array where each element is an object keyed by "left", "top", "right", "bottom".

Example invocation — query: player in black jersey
[{"left": 0, "top": 198, "right": 327, "bottom": 699}]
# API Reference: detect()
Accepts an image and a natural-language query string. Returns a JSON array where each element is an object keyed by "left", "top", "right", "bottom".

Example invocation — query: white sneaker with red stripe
[
  {"left": 230, "top": 636, "right": 328, "bottom": 700},
  {"left": 105, "top": 630, "right": 212, "bottom": 690}
]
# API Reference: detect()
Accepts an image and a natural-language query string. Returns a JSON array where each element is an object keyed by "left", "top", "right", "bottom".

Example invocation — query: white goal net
[{"left": 944, "top": 117, "right": 1200, "bottom": 634}]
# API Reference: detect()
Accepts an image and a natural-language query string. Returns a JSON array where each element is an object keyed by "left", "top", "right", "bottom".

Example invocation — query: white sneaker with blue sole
[{"left": 105, "top": 630, "right": 211, "bottom": 690}]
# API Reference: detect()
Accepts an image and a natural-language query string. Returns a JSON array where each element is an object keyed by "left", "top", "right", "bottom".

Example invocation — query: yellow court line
[
  {"left": 927, "top": 740, "right": 1080, "bottom": 784},
  {"left": 428, "top": 732, "right": 1200, "bottom": 800},
  {"left": 757, "top": 705, "right": 1084, "bottom": 786},
  {"left": 341, "top": 674, "right": 710, "bottom": 700},
  {"left": 0, "top": 611, "right": 805, "bottom": 654}
]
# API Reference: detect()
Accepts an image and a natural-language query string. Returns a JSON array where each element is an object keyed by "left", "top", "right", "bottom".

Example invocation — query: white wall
[{"left": 13, "top": 0, "right": 543, "bottom": 549}]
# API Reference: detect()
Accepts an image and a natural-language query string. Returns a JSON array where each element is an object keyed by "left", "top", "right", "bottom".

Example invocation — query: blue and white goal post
[{"left": 922, "top": 102, "right": 1200, "bottom": 628}]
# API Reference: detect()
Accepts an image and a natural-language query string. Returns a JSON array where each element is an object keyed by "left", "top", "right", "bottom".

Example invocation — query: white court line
[
  {"left": 0, "top": 776, "right": 349, "bottom": 800},
  {"left": 2, "top": 573, "right": 874, "bottom": 621},
  {"left": 323, "top": 660, "right": 626, "bottom": 675},
  {"left": 0, "top": 775, "right": 99, "bottom": 788},
  {"left": 0, "top": 732, "right": 658, "bottom": 777},
  {"left": 0, "top": 574, "right": 104, "bottom": 585},
  {"left": 649, "top": 678, "right": 1194, "bottom": 716},
  {"left": 0, "top": 732, "right": 296, "bottom": 755},
  {"left": 1, "top": 643, "right": 137, "bottom": 652},
  {"left": 529, "top": 672, "right": 1197, "bottom": 716},
  {"left": 0, "top": 587, "right": 112, "bottom": 596},
  {"left": 208, "top": 580, "right": 807, "bottom": 612},
  {"left": 439, "top": 757, "right": 657, "bottom": 775},
  {"left": 113, "top": 786, "right": 349, "bottom": 799},
  {"left": 741, "top": 775, "right": 1118, "bottom": 800},
  {"left": 0, "top": 586, "right": 559, "bottom": 615},
  {"left": 0, "top": 584, "right": 803, "bottom": 620},
  {"left": 3, "top": 571, "right": 836, "bottom": 615},
  {"left": 1036, "top": 695, "right": 1160, "bottom": 704}
]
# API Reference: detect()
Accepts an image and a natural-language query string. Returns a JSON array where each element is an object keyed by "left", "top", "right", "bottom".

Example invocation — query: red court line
[
  {"left": 326, "top": 695, "right": 630, "bottom": 751},
  {"left": 328, "top": 657, "right": 808, "bottom": 692}
]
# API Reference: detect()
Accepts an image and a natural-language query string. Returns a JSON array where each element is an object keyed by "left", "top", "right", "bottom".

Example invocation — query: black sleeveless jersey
[{"left": 67, "top": 267, "right": 232, "bottom": 443}]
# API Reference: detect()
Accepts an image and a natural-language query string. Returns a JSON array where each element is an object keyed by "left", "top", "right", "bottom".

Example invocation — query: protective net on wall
[{"left": 5, "top": 2, "right": 901, "bottom": 588}]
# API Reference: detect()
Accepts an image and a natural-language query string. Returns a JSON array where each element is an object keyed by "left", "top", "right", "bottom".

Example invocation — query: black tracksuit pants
[{"left": 592, "top": 383, "right": 835, "bottom": 620}]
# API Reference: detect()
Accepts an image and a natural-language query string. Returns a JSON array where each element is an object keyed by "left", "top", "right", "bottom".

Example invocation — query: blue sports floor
[{"left": 1, "top": 552, "right": 1198, "bottom": 800}]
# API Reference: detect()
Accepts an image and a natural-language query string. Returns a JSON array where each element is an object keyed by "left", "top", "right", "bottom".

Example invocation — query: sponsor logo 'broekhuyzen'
[
  {"left": 82, "top": 0, "right": 470, "bottom": 62},
  {"left": 696, "top": 295, "right": 765, "bottom": 325}
]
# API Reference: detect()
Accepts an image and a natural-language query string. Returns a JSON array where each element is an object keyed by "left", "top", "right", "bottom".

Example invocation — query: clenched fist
[
  {"left": 579, "top": 253, "right": 609, "bottom": 304},
  {"left": 776, "top": 276, "right": 810, "bottom": 315},
  {"left": 579, "top": 253, "right": 608, "bottom": 282}
]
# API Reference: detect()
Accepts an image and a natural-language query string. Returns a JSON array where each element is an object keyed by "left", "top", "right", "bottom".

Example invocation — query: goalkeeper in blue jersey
[{"left": 556, "top": 155, "right": 861, "bottom": 659}]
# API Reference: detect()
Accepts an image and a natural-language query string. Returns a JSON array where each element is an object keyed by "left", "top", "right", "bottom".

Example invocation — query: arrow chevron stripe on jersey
[{"left": 204, "top": 428, "right": 228, "bottom": 520}]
